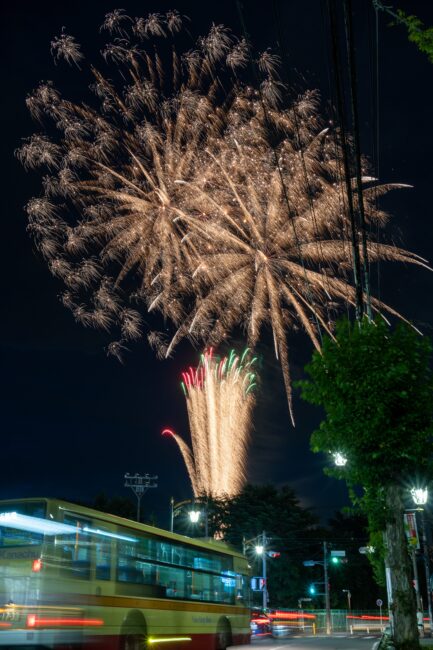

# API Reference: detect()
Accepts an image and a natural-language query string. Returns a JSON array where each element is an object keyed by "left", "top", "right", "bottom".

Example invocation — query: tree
[
  {"left": 326, "top": 512, "right": 386, "bottom": 609},
  {"left": 210, "top": 484, "right": 319, "bottom": 608},
  {"left": 394, "top": 10, "right": 433, "bottom": 64},
  {"left": 92, "top": 493, "right": 136, "bottom": 520},
  {"left": 375, "top": 2, "right": 433, "bottom": 65},
  {"left": 297, "top": 317, "right": 433, "bottom": 650}
]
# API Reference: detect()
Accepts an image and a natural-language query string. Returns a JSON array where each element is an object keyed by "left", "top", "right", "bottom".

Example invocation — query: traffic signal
[
  {"left": 308, "top": 584, "right": 316, "bottom": 595},
  {"left": 330, "top": 550, "right": 346, "bottom": 564}
]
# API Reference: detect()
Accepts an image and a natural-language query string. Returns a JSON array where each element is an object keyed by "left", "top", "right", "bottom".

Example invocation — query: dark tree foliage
[
  {"left": 298, "top": 318, "right": 433, "bottom": 504},
  {"left": 395, "top": 10, "right": 433, "bottom": 64},
  {"left": 297, "top": 317, "right": 433, "bottom": 649},
  {"left": 376, "top": 3, "right": 433, "bottom": 64},
  {"left": 92, "top": 492, "right": 137, "bottom": 521},
  {"left": 326, "top": 512, "right": 386, "bottom": 609},
  {"left": 210, "top": 484, "right": 320, "bottom": 607}
]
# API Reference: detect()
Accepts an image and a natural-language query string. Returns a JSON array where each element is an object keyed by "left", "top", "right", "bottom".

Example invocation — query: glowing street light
[
  {"left": 255, "top": 545, "right": 264, "bottom": 555},
  {"left": 411, "top": 487, "right": 428, "bottom": 506},
  {"left": 333, "top": 452, "right": 348, "bottom": 467},
  {"left": 189, "top": 510, "right": 201, "bottom": 524}
]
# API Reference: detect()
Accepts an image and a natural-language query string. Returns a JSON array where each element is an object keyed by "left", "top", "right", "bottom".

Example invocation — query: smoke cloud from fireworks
[{"left": 163, "top": 348, "right": 256, "bottom": 497}]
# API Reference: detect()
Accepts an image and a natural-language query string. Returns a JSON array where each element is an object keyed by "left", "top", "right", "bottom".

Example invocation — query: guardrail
[
  {"left": 259, "top": 609, "right": 431, "bottom": 634},
  {"left": 349, "top": 622, "right": 387, "bottom": 634}
]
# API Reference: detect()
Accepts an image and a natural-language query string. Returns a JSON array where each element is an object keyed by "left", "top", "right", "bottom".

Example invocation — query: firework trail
[
  {"left": 17, "top": 10, "right": 430, "bottom": 420},
  {"left": 163, "top": 348, "right": 256, "bottom": 497}
]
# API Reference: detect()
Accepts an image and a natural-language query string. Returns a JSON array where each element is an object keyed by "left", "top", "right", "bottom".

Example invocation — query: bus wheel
[
  {"left": 215, "top": 617, "right": 232, "bottom": 650},
  {"left": 120, "top": 613, "right": 148, "bottom": 650},
  {"left": 121, "top": 633, "right": 148, "bottom": 650}
]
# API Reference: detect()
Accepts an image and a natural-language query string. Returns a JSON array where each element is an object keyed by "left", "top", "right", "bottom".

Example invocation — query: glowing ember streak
[
  {"left": 16, "top": 11, "right": 431, "bottom": 417},
  {"left": 163, "top": 348, "right": 256, "bottom": 497}
]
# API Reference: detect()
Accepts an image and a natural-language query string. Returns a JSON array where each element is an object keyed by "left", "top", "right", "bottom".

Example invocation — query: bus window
[
  {"left": 0, "top": 501, "right": 46, "bottom": 548},
  {"left": 235, "top": 574, "right": 249, "bottom": 604},
  {"left": 153, "top": 537, "right": 233, "bottom": 574},
  {"left": 189, "top": 570, "right": 211, "bottom": 601},
  {"left": 59, "top": 514, "right": 91, "bottom": 579},
  {"left": 156, "top": 565, "right": 186, "bottom": 599},
  {"left": 0, "top": 501, "right": 46, "bottom": 519},
  {"left": 0, "top": 524, "right": 43, "bottom": 548},
  {"left": 95, "top": 539, "right": 111, "bottom": 580},
  {"left": 116, "top": 541, "right": 156, "bottom": 585}
]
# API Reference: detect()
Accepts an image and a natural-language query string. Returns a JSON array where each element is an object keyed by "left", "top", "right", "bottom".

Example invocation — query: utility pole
[
  {"left": 124, "top": 472, "right": 158, "bottom": 522},
  {"left": 411, "top": 547, "right": 423, "bottom": 612},
  {"left": 383, "top": 531, "right": 394, "bottom": 636},
  {"left": 420, "top": 509, "right": 433, "bottom": 637},
  {"left": 262, "top": 531, "right": 268, "bottom": 611},
  {"left": 170, "top": 497, "right": 174, "bottom": 532},
  {"left": 204, "top": 497, "right": 209, "bottom": 537},
  {"left": 323, "top": 542, "right": 331, "bottom": 635},
  {"left": 304, "top": 544, "right": 345, "bottom": 634},
  {"left": 243, "top": 532, "right": 271, "bottom": 610}
]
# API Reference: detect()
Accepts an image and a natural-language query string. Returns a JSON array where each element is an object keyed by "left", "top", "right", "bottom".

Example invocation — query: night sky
[{"left": 2, "top": 0, "right": 433, "bottom": 528}]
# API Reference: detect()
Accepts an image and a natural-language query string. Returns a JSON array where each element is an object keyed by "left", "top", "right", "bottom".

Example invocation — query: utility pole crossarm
[{"left": 124, "top": 472, "right": 158, "bottom": 522}]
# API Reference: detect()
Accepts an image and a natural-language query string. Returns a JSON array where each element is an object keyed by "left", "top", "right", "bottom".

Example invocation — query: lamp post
[
  {"left": 243, "top": 532, "right": 269, "bottom": 610},
  {"left": 342, "top": 589, "right": 352, "bottom": 611},
  {"left": 170, "top": 496, "right": 174, "bottom": 532},
  {"left": 411, "top": 487, "right": 433, "bottom": 637},
  {"left": 255, "top": 532, "right": 268, "bottom": 611}
]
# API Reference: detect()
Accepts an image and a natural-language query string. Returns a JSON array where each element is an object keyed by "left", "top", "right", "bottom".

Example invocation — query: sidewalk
[{"left": 372, "top": 638, "right": 433, "bottom": 649}]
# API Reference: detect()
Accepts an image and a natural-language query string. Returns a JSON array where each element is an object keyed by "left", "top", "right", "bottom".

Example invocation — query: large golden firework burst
[{"left": 17, "top": 10, "right": 430, "bottom": 421}]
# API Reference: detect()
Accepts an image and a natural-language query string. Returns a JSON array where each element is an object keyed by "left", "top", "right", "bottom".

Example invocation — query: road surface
[{"left": 230, "top": 634, "right": 380, "bottom": 649}]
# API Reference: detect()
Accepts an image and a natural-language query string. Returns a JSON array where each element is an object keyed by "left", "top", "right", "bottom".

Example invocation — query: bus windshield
[{"left": 0, "top": 500, "right": 46, "bottom": 548}]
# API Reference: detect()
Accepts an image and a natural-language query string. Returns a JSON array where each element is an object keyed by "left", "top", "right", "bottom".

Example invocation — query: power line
[
  {"left": 343, "top": 0, "right": 372, "bottom": 320},
  {"left": 326, "top": 0, "right": 365, "bottom": 322},
  {"left": 319, "top": 0, "right": 353, "bottom": 321}
]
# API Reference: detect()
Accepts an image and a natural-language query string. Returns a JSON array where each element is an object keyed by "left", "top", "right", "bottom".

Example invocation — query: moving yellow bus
[{"left": 0, "top": 498, "right": 251, "bottom": 649}]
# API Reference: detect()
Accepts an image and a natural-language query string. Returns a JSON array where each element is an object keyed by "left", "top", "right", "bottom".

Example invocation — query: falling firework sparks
[
  {"left": 163, "top": 348, "right": 256, "bottom": 497},
  {"left": 17, "top": 10, "right": 430, "bottom": 418}
]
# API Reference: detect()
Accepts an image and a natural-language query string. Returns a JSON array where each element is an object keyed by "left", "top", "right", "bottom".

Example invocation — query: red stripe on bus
[{"left": 46, "top": 632, "right": 251, "bottom": 649}]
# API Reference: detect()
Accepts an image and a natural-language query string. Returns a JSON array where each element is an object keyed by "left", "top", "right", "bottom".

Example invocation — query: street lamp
[
  {"left": 170, "top": 498, "right": 209, "bottom": 536},
  {"left": 411, "top": 486, "right": 433, "bottom": 636},
  {"left": 342, "top": 589, "right": 352, "bottom": 610},
  {"left": 332, "top": 452, "right": 347, "bottom": 467},
  {"left": 412, "top": 487, "right": 428, "bottom": 506},
  {"left": 243, "top": 532, "right": 268, "bottom": 611},
  {"left": 189, "top": 509, "right": 201, "bottom": 524}
]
